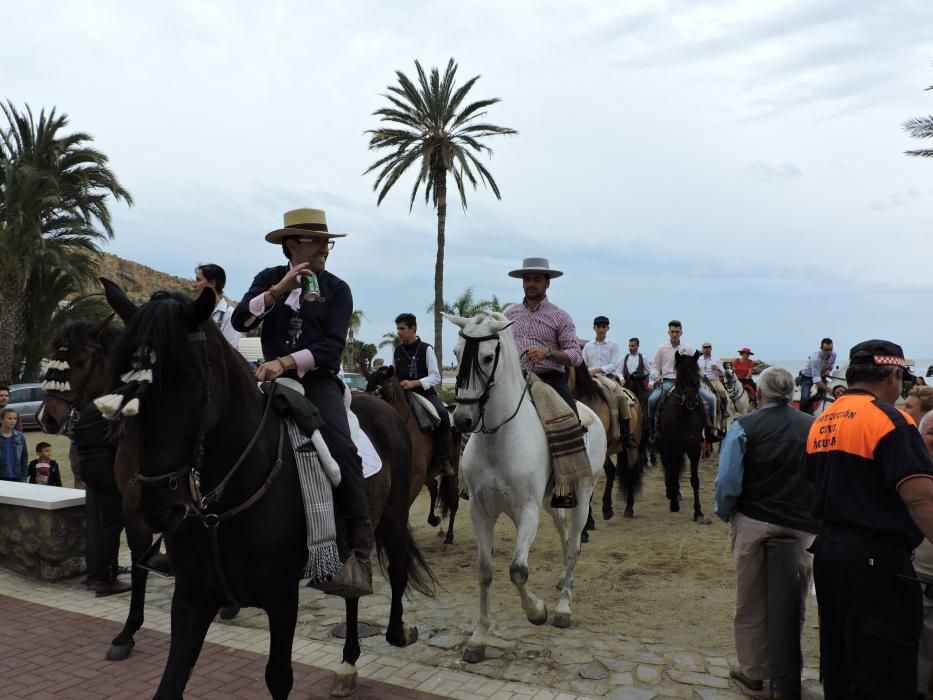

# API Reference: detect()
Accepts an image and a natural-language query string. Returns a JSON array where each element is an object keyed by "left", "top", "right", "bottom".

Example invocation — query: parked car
[
  {"left": 342, "top": 372, "right": 367, "bottom": 392},
  {"left": 8, "top": 383, "right": 45, "bottom": 430}
]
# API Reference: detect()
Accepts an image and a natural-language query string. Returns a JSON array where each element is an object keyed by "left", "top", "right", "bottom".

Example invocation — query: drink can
[{"left": 301, "top": 273, "right": 321, "bottom": 302}]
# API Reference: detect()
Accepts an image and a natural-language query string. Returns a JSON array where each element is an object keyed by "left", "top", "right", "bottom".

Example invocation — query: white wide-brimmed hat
[
  {"left": 265, "top": 208, "right": 349, "bottom": 244},
  {"left": 508, "top": 257, "right": 563, "bottom": 279}
]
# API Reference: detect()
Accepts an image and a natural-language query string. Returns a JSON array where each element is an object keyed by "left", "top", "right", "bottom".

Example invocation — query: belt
[{"left": 822, "top": 523, "right": 912, "bottom": 552}]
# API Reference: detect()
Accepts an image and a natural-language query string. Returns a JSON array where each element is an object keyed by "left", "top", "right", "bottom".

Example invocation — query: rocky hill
[{"left": 91, "top": 253, "right": 192, "bottom": 302}]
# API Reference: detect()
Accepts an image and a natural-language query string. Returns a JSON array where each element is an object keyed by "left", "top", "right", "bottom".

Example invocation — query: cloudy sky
[{"left": 6, "top": 0, "right": 933, "bottom": 364}]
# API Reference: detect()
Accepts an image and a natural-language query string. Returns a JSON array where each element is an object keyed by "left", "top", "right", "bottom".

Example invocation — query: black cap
[
  {"left": 593, "top": 315, "right": 610, "bottom": 325},
  {"left": 849, "top": 339, "right": 912, "bottom": 374}
]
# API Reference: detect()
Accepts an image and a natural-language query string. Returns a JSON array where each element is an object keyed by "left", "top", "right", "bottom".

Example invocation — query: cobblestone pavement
[{"left": 0, "top": 563, "right": 824, "bottom": 699}]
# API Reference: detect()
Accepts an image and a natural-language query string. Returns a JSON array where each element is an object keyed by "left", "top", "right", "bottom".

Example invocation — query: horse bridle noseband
[
  {"left": 41, "top": 338, "right": 108, "bottom": 435},
  {"left": 454, "top": 327, "right": 530, "bottom": 435}
]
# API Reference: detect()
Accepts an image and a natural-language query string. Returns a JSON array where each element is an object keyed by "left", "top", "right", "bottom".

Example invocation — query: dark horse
[
  {"left": 657, "top": 351, "right": 708, "bottom": 523},
  {"left": 101, "top": 279, "right": 434, "bottom": 699},
  {"left": 365, "top": 365, "right": 461, "bottom": 544},
  {"left": 37, "top": 317, "right": 155, "bottom": 661}
]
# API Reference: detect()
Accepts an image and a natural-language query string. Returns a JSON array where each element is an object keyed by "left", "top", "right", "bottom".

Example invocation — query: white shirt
[
  {"left": 582, "top": 339, "right": 620, "bottom": 375},
  {"left": 697, "top": 354, "right": 724, "bottom": 382},
  {"left": 419, "top": 345, "right": 442, "bottom": 392},
  {"left": 212, "top": 298, "right": 241, "bottom": 349},
  {"left": 649, "top": 341, "right": 695, "bottom": 382},
  {"left": 624, "top": 353, "right": 646, "bottom": 376}
]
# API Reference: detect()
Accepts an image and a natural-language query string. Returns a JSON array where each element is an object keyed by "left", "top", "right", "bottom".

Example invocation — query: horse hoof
[
  {"left": 529, "top": 602, "right": 548, "bottom": 626},
  {"left": 694, "top": 514, "right": 711, "bottom": 525},
  {"left": 602, "top": 509, "right": 614, "bottom": 520},
  {"left": 553, "top": 612, "right": 571, "bottom": 628},
  {"left": 463, "top": 644, "right": 486, "bottom": 663},
  {"left": 580, "top": 530, "right": 589, "bottom": 544},
  {"left": 386, "top": 625, "right": 418, "bottom": 647},
  {"left": 623, "top": 509, "right": 634, "bottom": 519},
  {"left": 219, "top": 605, "right": 240, "bottom": 620},
  {"left": 670, "top": 501, "right": 680, "bottom": 513},
  {"left": 330, "top": 662, "right": 358, "bottom": 697},
  {"left": 443, "top": 536, "right": 454, "bottom": 545},
  {"left": 105, "top": 640, "right": 134, "bottom": 661},
  {"left": 427, "top": 514, "right": 440, "bottom": 527}
]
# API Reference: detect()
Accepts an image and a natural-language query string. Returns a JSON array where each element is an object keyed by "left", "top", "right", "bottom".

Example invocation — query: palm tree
[
  {"left": 0, "top": 103, "right": 132, "bottom": 382},
  {"left": 378, "top": 331, "right": 401, "bottom": 350},
  {"left": 904, "top": 66, "right": 933, "bottom": 157},
  {"left": 365, "top": 58, "right": 516, "bottom": 367},
  {"left": 487, "top": 294, "right": 512, "bottom": 313},
  {"left": 426, "top": 286, "right": 494, "bottom": 318},
  {"left": 342, "top": 309, "right": 369, "bottom": 372}
]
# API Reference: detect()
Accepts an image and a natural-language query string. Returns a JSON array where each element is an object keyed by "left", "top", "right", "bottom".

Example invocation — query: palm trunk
[
  {"left": 0, "top": 275, "right": 27, "bottom": 384},
  {"left": 434, "top": 170, "right": 447, "bottom": 374}
]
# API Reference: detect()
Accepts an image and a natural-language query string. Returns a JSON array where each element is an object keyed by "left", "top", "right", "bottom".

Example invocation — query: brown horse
[
  {"left": 37, "top": 317, "right": 157, "bottom": 662},
  {"left": 568, "top": 365, "right": 645, "bottom": 520},
  {"left": 365, "top": 365, "right": 461, "bottom": 544}
]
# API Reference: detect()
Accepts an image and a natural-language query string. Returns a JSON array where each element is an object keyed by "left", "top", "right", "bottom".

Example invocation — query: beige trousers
[{"left": 731, "top": 512, "right": 815, "bottom": 681}]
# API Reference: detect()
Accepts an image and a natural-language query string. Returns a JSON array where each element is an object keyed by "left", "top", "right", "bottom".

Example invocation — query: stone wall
[{"left": 0, "top": 504, "right": 85, "bottom": 581}]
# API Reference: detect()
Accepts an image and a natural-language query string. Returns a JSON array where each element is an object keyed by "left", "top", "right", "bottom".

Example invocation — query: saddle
[{"left": 593, "top": 375, "right": 635, "bottom": 443}]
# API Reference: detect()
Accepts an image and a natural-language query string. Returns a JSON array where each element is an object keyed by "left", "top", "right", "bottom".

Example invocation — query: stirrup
[{"left": 314, "top": 554, "right": 372, "bottom": 598}]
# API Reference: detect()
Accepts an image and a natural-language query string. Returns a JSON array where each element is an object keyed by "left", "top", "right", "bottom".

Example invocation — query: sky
[{"left": 5, "top": 0, "right": 933, "bottom": 364}]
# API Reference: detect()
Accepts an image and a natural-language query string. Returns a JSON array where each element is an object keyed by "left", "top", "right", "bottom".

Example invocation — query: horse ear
[
  {"left": 693, "top": 350, "right": 701, "bottom": 360},
  {"left": 181, "top": 288, "right": 216, "bottom": 329},
  {"left": 443, "top": 313, "right": 469, "bottom": 329},
  {"left": 100, "top": 278, "right": 138, "bottom": 322},
  {"left": 489, "top": 317, "right": 513, "bottom": 333}
]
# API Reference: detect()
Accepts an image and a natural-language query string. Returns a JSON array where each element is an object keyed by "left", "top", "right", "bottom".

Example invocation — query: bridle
[
  {"left": 129, "top": 329, "right": 285, "bottom": 607},
  {"left": 41, "top": 339, "right": 107, "bottom": 436},
  {"left": 454, "top": 327, "right": 530, "bottom": 434}
]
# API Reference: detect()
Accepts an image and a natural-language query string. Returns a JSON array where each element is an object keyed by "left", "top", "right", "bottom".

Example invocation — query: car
[
  {"left": 8, "top": 383, "right": 45, "bottom": 430},
  {"left": 342, "top": 372, "right": 367, "bottom": 392}
]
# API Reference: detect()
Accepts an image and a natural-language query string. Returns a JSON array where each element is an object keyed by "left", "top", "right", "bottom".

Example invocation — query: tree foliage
[{"left": 903, "top": 67, "right": 933, "bottom": 158}]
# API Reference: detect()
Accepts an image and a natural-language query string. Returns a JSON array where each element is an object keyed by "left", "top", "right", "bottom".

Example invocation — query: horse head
[
  {"left": 673, "top": 350, "right": 702, "bottom": 406},
  {"left": 37, "top": 315, "right": 121, "bottom": 434},
  {"left": 365, "top": 364, "right": 401, "bottom": 404},
  {"left": 104, "top": 283, "right": 235, "bottom": 533},
  {"left": 446, "top": 313, "right": 517, "bottom": 433}
]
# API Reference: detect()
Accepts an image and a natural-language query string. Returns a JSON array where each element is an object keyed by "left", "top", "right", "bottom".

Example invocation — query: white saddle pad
[{"left": 410, "top": 392, "right": 440, "bottom": 422}]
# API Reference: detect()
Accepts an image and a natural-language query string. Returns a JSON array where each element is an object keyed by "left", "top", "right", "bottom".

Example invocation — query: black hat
[
  {"left": 593, "top": 315, "right": 610, "bottom": 325},
  {"left": 849, "top": 339, "right": 912, "bottom": 375}
]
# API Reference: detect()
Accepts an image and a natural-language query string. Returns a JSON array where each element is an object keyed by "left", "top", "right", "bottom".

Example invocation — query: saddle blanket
[{"left": 527, "top": 374, "right": 594, "bottom": 497}]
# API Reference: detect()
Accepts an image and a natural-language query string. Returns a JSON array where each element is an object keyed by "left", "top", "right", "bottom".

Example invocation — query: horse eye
[
  {"left": 482, "top": 354, "right": 494, "bottom": 364},
  {"left": 72, "top": 359, "right": 86, "bottom": 369}
]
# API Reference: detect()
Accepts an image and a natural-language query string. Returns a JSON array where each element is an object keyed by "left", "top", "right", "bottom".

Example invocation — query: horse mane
[
  {"left": 572, "top": 363, "right": 607, "bottom": 406},
  {"left": 50, "top": 318, "right": 122, "bottom": 354}
]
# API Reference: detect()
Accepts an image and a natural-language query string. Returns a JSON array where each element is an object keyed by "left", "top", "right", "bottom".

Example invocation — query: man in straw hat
[
  {"left": 504, "top": 257, "right": 585, "bottom": 508},
  {"left": 232, "top": 208, "right": 372, "bottom": 597}
]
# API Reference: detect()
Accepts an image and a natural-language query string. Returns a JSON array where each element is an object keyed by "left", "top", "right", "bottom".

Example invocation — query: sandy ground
[{"left": 35, "top": 428, "right": 818, "bottom": 663}]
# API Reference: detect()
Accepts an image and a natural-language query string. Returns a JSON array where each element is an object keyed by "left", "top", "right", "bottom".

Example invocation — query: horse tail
[
  {"left": 374, "top": 526, "right": 438, "bottom": 598},
  {"left": 437, "top": 474, "right": 453, "bottom": 518},
  {"left": 616, "top": 451, "right": 644, "bottom": 500}
]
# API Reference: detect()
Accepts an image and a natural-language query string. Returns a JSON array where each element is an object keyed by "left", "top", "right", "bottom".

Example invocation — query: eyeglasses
[{"left": 297, "top": 238, "right": 335, "bottom": 250}]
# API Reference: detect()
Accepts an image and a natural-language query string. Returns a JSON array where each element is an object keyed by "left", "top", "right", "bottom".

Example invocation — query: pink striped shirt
[{"left": 504, "top": 297, "right": 583, "bottom": 374}]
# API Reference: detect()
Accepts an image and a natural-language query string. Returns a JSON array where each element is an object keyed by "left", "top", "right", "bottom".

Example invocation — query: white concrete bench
[{"left": 0, "top": 482, "right": 86, "bottom": 581}]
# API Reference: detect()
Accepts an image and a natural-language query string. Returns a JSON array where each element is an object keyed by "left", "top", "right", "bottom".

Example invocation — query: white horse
[
  {"left": 723, "top": 363, "right": 753, "bottom": 421},
  {"left": 446, "top": 313, "right": 607, "bottom": 663}
]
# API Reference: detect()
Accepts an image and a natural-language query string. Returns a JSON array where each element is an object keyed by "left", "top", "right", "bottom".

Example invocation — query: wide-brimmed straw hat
[
  {"left": 265, "top": 208, "right": 348, "bottom": 244},
  {"left": 508, "top": 257, "right": 563, "bottom": 279},
  {"left": 737, "top": 347, "right": 754, "bottom": 355}
]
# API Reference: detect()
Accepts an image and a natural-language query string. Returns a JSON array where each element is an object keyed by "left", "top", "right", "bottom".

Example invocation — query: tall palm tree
[
  {"left": 904, "top": 67, "right": 933, "bottom": 158},
  {"left": 378, "top": 331, "right": 401, "bottom": 350},
  {"left": 365, "top": 58, "right": 516, "bottom": 366},
  {"left": 427, "top": 286, "right": 494, "bottom": 318},
  {"left": 0, "top": 103, "right": 132, "bottom": 382}
]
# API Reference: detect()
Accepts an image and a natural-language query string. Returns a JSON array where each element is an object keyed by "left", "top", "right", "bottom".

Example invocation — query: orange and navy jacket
[{"left": 806, "top": 388, "right": 933, "bottom": 548}]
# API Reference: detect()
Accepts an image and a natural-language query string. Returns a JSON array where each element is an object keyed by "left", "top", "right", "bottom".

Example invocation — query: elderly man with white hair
[{"left": 713, "top": 367, "right": 818, "bottom": 692}]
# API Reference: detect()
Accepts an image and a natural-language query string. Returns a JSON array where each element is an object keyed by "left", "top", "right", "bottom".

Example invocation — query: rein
[{"left": 455, "top": 327, "right": 530, "bottom": 434}]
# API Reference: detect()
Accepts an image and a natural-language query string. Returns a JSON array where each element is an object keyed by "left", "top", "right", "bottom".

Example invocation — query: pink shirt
[{"left": 504, "top": 297, "right": 583, "bottom": 374}]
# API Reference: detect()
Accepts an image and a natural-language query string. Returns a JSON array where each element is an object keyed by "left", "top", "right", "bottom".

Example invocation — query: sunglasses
[{"left": 297, "top": 238, "right": 335, "bottom": 250}]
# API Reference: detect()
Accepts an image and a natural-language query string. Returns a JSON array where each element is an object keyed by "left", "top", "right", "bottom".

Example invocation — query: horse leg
[
  {"left": 332, "top": 598, "right": 360, "bottom": 698},
  {"left": 265, "top": 587, "right": 297, "bottom": 700},
  {"left": 107, "top": 513, "right": 151, "bottom": 661},
  {"left": 617, "top": 450, "right": 642, "bottom": 518},
  {"left": 426, "top": 476, "right": 441, "bottom": 528},
  {"left": 548, "top": 494, "right": 589, "bottom": 628},
  {"left": 381, "top": 518, "right": 419, "bottom": 648},
  {"left": 442, "top": 475, "right": 458, "bottom": 545},
  {"left": 153, "top": 591, "right": 219, "bottom": 699},
  {"left": 510, "top": 507, "right": 548, "bottom": 626},
  {"left": 663, "top": 449, "right": 680, "bottom": 513},
  {"left": 464, "top": 505, "right": 496, "bottom": 664},
  {"left": 601, "top": 456, "right": 615, "bottom": 520},
  {"left": 690, "top": 452, "right": 706, "bottom": 523}
]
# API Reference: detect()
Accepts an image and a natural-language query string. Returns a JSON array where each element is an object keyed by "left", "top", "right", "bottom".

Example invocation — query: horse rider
[
  {"left": 504, "top": 257, "right": 584, "bottom": 508},
  {"left": 583, "top": 316, "right": 636, "bottom": 448},
  {"left": 392, "top": 312, "right": 455, "bottom": 476},
  {"left": 798, "top": 337, "right": 836, "bottom": 415},
  {"left": 232, "top": 207, "right": 372, "bottom": 598},
  {"left": 733, "top": 347, "right": 758, "bottom": 407},
  {"left": 621, "top": 337, "right": 650, "bottom": 406},
  {"left": 646, "top": 320, "right": 720, "bottom": 444},
  {"left": 698, "top": 343, "right": 729, "bottom": 428}
]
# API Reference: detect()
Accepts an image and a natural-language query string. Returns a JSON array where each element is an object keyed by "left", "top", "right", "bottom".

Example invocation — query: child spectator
[
  {"left": 0, "top": 408, "right": 28, "bottom": 482},
  {"left": 27, "top": 442, "right": 62, "bottom": 486}
]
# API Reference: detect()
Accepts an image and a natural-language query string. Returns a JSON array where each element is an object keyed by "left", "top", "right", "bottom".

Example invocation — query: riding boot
[
  {"left": 621, "top": 417, "right": 637, "bottom": 449},
  {"left": 320, "top": 519, "right": 373, "bottom": 599}
]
